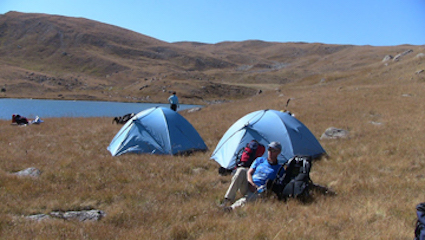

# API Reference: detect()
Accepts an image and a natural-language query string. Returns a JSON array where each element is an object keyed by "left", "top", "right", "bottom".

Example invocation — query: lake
[{"left": 0, "top": 98, "right": 202, "bottom": 120}]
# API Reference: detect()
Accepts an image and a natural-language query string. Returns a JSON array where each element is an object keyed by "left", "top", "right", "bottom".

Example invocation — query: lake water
[{"left": 0, "top": 98, "right": 202, "bottom": 120}]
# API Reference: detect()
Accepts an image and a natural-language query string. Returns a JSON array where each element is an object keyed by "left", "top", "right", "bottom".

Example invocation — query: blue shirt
[
  {"left": 168, "top": 95, "right": 179, "bottom": 105},
  {"left": 250, "top": 157, "right": 282, "bottom": 187}
]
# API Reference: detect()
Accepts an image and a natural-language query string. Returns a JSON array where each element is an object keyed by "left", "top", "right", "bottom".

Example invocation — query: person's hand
[{"left": 248, "top": 182, "right": 257, "bottom": 192}]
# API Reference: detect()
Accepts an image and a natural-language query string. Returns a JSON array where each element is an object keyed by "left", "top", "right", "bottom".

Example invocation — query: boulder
[
  {"left": 382, "top": 55, "right": 393, "bottom": 62},
  {"left": 187, "top": 107, "right": 202, "bottom": 113},
  {"left": 13, "top": 167, "right": 41, "bottom": 177},
  {"left": 25, "top": 214, "right": 50, "bottom": 221},
  {"left": 50, "top": 210, "right": 106, "bottom": 221},
  {"left": 320, "top": 127, "right": 349, "bottom": 139},
  {"left": 393, "top": 49, "right": 413, "bottom": 61}
]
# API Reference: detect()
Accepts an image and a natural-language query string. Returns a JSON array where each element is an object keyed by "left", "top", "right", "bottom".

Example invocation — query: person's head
[
  {"left": 267, "top": 141, "right": 282, "bottom": 162},
  {"left": 172, "top": 91, "right": 176, "bottom": 95}
]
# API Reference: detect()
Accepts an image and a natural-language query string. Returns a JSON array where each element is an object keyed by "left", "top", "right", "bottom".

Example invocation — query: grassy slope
[{"left": 1, "top": 58, "right": 425, "bottom": 239}]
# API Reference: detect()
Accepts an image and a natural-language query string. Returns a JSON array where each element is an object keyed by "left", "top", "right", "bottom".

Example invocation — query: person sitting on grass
[{"left": 220, "top": 141, "right": 283, "bottom": 211}]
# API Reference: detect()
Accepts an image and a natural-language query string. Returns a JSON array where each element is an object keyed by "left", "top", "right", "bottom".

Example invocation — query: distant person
[
  {"left": 168, "top": 91, "right": 179, "bottom": 111},
  {"left": 220, "top": 141, "right": 283, "bottom": 211}
]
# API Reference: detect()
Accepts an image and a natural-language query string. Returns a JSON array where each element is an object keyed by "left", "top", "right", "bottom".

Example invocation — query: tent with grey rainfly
[
  {"left": 211, "top": 109, "right": 326, "bottom": 169},
  {"left": 107, "top": 106, "right": 207, "bottom": 156}
]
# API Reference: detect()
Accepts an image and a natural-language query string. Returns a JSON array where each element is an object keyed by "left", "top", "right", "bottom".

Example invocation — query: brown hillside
[{"left": 0, "top": 11, "right": 424, "bottom": 104}]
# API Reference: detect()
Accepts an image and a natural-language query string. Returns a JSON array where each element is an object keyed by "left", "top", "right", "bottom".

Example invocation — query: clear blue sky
[{"left": 1, "top": 0, "right": 424, "bottom": 46}]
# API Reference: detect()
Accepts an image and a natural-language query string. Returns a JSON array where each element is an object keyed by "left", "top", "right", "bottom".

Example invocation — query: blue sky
[{"left": 1, "top": 0, "right": 424, "bottom": 46}]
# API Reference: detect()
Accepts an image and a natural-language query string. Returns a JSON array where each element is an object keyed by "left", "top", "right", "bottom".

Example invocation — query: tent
[
  {"left": 211, "top": 109, "right": 326, "bottom": 169},
  {"left": 107, "top": 107, "right": 207, "bottom": 156}
]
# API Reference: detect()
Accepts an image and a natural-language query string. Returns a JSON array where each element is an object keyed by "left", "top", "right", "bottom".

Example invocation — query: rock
[
  {"left": 50, "top": 210, "right": 106, "bottom": 221},
  {"left": 187, "top": 107, "right": 202, "bottom": 113},
  {"left": 139, "top": 85, "right": 149, "bottom": 90},
  {"left": 393, "top": 49, "right": 413, "bottom": 61},
  {"left": 320, "top": 127, "right": 349, "bottom": 139},
  {"left": 382, "top": 55, "right": 393, "bottom": 62},
  {"left": 26, "top": 214, "right": 51, "bottom": 221},
  {"left": 13, "top": 167, "right": 41, "bottom": 177}
]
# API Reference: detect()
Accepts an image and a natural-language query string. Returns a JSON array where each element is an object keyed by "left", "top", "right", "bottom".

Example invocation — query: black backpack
[
  {"left": 415, "top": 202, "right": 425, "bottom": 240},
  {"left": 268, "top": 155, "right": 312, "bottom": 201},
  {"left": 14, "top": 115, "right": 29, "bottom": 125}
]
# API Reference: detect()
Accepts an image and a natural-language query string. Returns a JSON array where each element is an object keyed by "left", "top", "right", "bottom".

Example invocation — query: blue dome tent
[
  {"left": 211, "top": 109, "right": 326, "bottom": 169},
  {"left": 108, "top": 107, "right": 207, "bottom": 156}
]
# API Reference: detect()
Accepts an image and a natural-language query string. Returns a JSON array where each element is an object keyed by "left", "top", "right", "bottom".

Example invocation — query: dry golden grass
[{"left": 1, "top": 69, "right": 425, "bottom": 239}]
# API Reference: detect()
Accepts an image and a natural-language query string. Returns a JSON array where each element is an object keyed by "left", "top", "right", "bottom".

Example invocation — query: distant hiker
[
  {"left": 168, "top": 91, "right": 179, "bottom": 111},
  {"left": 220, "top": 141, "right": 283, "bottom": 212}
]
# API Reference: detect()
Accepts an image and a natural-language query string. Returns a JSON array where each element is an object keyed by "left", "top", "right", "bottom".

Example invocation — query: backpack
[
  {"left": 112, "top": 113, "right": 135, "bottom": 124},
  {"left": 14, "top": 115, "right": 29, "bottom": 125},
  {"left": 218, "top": 166, "right": 233, "bottom": 176},
  {"left": 415, "top": 202, "right": 425, "bottom": 240},
  {"left": 236, "top": 140, "right": 265, "bottom": 168},
  {"left": 268, "top": 155, "right": 312, "bottom": 201}
]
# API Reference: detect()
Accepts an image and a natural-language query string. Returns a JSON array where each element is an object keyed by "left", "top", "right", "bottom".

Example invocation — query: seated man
[{"left": 221, "top": 141, "right": 283, "bottom": 211}]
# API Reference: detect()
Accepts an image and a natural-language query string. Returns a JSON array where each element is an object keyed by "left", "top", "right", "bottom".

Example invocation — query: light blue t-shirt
[
  {"left": 250, "top": 157, "right": 282, "bottom": 187},
  {"left": 168, "top": 95, "right": 179, "bottom": 105}
]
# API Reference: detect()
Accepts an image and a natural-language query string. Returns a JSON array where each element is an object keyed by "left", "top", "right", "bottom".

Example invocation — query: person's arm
[{"left": 247, "top": 168, "right": 257, "bottom": 192}]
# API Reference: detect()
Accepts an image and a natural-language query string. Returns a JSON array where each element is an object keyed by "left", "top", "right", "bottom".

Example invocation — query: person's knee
[
  {"left": 232, "top": 168, "right": 246, "bottom": 180},
  {"left": 235, "top": 167, "right": 246, "bottom": 175}
]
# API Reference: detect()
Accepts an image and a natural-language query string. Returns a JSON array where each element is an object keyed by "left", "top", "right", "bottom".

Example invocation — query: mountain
[{"left": 0, "top": 11, "right": 423, "bottom": 104}]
